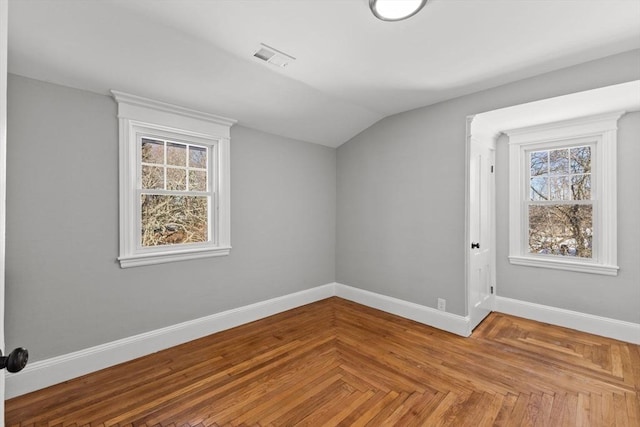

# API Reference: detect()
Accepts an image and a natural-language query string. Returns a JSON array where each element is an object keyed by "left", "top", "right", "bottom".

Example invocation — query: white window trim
[
  {"left": 112, "top": 91, "right": 236, "bottom": 268},
  {"left": 505, "top": 112, "right": 624, "bottom": 276}
]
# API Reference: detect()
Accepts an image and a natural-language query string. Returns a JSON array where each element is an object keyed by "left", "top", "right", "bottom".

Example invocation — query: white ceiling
[
  {"left": 473, "top": 80, "right": 640, "bottom": 140},
  {"left": 7, "top": 0, "right": 640, "bottom": 147}
]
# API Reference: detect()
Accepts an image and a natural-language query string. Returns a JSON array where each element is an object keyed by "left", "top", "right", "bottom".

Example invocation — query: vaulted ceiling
[{"left": 8, "top": 0, "right": 640, "bottom": 147}]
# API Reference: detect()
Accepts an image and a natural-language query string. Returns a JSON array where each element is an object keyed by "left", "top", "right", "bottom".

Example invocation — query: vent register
[{"left": 253, "top": 43, "right": 296, "bottom": 68}]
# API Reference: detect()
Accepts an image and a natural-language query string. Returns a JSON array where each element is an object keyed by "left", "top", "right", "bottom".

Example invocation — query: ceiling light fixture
[{"left": 369, "top": 0, "right": 427, "bottom": 21}]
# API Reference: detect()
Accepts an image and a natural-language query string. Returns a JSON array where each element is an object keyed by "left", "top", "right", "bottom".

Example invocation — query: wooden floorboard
[{"left": 6, "top": 297, "right": 640, "bottom": 426}]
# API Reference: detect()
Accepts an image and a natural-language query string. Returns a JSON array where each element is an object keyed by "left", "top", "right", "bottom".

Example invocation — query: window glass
[
  {"left": 189, "top": 146, "right": 207, "bottom": 168},
  {"left": 141, "top": 138, "right": 164, "bottom": 164},
  {"left": 528, "top": 204, "right": 592, "bottom": 258},
  {"left": 139, "top": 137, "right": 211, "bottom": 248},
  {"left": 141, "top": 195, "right": 208, "bottom": 247},
  {"left": 526, "top": 145, "right": 593, "bottom": 258}
]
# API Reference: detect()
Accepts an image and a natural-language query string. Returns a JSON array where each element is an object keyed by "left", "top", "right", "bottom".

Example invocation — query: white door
[
  {"left": 1, "top": 0, "right": 8, "bottom": 415},
  {"left": 466, "top": 118, "right": 495, "bottom": 333}
]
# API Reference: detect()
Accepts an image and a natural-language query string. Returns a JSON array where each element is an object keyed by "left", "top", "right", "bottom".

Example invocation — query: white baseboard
[
  {"left": 5, "top": 283, "right": 335, "bottom": 399},
  {"left": 6, "top": 283, "right": 470, "bottom": 399},
  {"left": 495, "top": 296, "right": 640, "bottom": 345},
  {"left": 22, "top": 284, "right": 617, "bottom": 399},
  {"left": 334, "top": 283, "right": 471, "bottom": 337}
]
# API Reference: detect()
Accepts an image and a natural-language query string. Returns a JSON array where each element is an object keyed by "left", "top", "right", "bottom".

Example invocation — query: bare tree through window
[
  {"left": 527, "top": 146, "right": 592, "bottom": 258},
  {"left": 140, "top": 138, "right": 209, "bottom": 247}
]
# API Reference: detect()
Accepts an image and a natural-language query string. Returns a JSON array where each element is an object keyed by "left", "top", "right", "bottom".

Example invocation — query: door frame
[
  {"left": 465, "top": 115, "right": 497, "bottom": 334},
  {"left": 1, "top": 0, "right": 9, "bottom": 416}
]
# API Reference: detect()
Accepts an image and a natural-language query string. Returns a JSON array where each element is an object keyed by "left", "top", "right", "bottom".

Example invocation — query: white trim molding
[
  {"left": 112, "top": 91, "right": 236, "bottom": 268},
  {"left": 8, "top": 283, "right": 637, "bottom": 398},
  {"left": 6, "top": 283, "right": 472, "bottom": 398},
  {"left": 5, "top": 284, "right": 335, "bottom": 399},
  {"left": 334, "top": 283, "right": 471, "bottom": 337},
  {"left": 1, "top": 0, "right": 8, "bottom": 414},
  {"left": 111, "top": 91, "right": 236, "bottom": 133},
  {"left": 495, "top": 296, "right": 640, "bottom": 345},
  {"left": 505, "top": 112, "right": 624, "bottom": 275},
  {"left": 507, "top": 255, "right": 618, "bottom": 276}
]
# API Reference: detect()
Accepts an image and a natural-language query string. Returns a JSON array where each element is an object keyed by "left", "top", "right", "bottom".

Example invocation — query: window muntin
[
  {"left": 138, "top": 137, "right": 212, "bottom": 248},
  {"left": 525, "top": 144, "right": 594, "bottom": 259}
]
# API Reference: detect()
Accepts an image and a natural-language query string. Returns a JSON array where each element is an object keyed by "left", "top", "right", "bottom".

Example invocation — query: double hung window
[
  {"left": 506, "top": 112, "right": 622, "bottom": 276},
  {"left": 139, "top": 135, "right": 211, "bottom": 248},
  {"left": 527, "top": 143, "right": 593, "bottom": 258},
  {"left": 113, "top": 91, "right": 235, "bottom": 268}
]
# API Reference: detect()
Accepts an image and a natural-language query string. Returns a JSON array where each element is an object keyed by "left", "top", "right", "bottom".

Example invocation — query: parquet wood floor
[{"left": 6, "top": 297, "right": 640, "bottom": 426}]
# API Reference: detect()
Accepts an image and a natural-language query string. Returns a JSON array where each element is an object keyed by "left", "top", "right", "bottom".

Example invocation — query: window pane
[
  {"left": 167, "top": 142, "right": 187, "bottom": 166},
  {"left": 166, "top": 167, "right": 187, "bottom": 190},
  {"left": 549, "top": 149, "right": 569, "bottom": 175},
  {"left": 189, "top": 146, "right": 207, "bottom": 168},
  {"left": 141, "top": 195, "right": 208, "bottom": 246},
  {"left": 571, "top": 174, "right": 591, "bottom": 200},
  {"left": 141, "top": 165, "right": 164, "bottom": 189},
  {"left": 530, "top": 177, "right": 548, "bottom": 200},
  {"left": 571, "top": 146, "right": 591, "bottom": 173},
  {"left": 528, "top": 204, "right": 592, "bottom": 258},
  {"left": 189, "top": 170, "right": 207, "bottom": 191},
  {"left": 530, "top": 151, "right": 548, "bottom": 177},
  {"left": 141, "top": 138, "right": 164, "bottom": 164},
  {"left": 549, "top": 176, "right": 570, "bottom": 201}
]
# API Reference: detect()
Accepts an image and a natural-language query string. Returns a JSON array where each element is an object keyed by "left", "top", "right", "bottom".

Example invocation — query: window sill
[
  {"left": 508, "top": 255, "right": 618, "bottom": 276},
  {"left": 118, "top": 246, "right": 231, "bottom": 268}
]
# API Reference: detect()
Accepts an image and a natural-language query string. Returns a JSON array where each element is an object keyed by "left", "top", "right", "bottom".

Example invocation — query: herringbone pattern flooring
[{"left": 6, "top": 297, "right": 640, "bottom": 426}]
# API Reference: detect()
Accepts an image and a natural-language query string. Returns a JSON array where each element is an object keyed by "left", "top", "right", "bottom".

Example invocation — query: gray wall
[
  {"left": 496, "top": 113, "right": 640, "bottom": 323},
  {"left": 6, "top": 74, "right": 336, "bottom": 362},
  {"left": 7, "top": 49, "right": 640, "bottom": 364},
  {"left": 336, "top": 49, "right": 640, "bottom": 319}
]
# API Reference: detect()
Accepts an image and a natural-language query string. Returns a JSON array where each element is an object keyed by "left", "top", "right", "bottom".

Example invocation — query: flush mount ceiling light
[{"left": 369, "top": 0, "right": 428, "bottom": 21}]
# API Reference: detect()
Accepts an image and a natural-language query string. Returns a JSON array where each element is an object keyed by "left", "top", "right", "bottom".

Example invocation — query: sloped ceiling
[{"left": 8, "top": 0, "right": 640, "bottom": 147}]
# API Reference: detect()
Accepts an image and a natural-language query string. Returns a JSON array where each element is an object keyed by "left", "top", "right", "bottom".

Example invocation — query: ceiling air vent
[{"left": 253, "top": 43, "right": 296, "bottom": 68}]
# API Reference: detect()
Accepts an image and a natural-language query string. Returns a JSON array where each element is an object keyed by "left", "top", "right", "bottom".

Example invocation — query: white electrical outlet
[{"left": 437, "top": 298, "right": 446, "bottom": 311}]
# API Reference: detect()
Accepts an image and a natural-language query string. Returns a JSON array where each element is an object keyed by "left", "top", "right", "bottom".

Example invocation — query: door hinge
[
  {"left": 490, "top": 165, "right": 494, "bottom": 173},
  {"left": 490, "top": 286, "right": 494, "bottom": 294}
]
